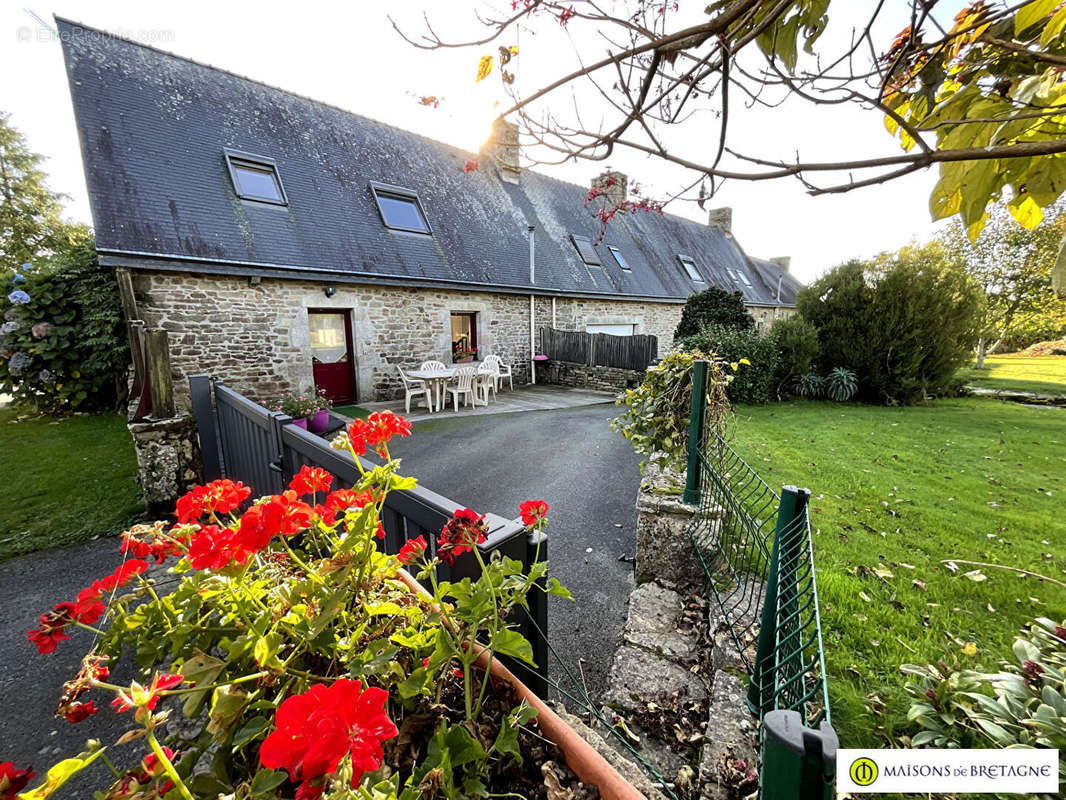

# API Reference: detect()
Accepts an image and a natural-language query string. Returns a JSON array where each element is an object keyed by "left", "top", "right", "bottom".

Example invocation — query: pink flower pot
[
  {"left": 292, "top": 417, "right": 308, "bottom": 430},
  {"left": 308, "top": 408, "right": 330, "bottom": 433}
]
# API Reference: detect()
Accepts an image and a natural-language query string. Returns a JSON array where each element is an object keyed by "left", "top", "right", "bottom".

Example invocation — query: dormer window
[
  {"left": 570, "top": 234, "right": 602, "bottom": 266},
  {"left": 678, "top": 255, "right": 704, "bottom": 283},
  {"left": 729, "top": 268, "right": 753, "bottom": 288},
  {"left": 607, "top": 245, "right": 631, "bottom": 270},
  {"left": 224, "top": 150, "right": 287, "bottom": 205},
  {"left": 370, "top": 182, "right": 431, "bottom": 234}
]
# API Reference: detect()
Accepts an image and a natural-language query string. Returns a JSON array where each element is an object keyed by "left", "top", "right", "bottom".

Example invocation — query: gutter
[{"left": 97, "top": 249, "right": 689, "bottom": 305}]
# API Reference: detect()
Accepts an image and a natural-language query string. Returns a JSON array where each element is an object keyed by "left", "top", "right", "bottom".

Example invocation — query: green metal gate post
[
  {"left": 747, "top": 485, "right": 810, "bottom": 716},
  {"left": 761, "top": 710, "right": 838, "bottom": 800},
  {"left": 683, "top": 360, "right": 708, "bottom": 505}
]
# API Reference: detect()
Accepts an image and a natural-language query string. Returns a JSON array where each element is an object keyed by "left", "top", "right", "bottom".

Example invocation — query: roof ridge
[{"left": 53, "top": 15, "right": 719, "bottom": 235}]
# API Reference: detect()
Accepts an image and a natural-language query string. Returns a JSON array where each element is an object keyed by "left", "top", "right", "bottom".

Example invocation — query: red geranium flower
[
  {"left": 176, "top": 479, "right": 251, "bottom": 523},
  {"left": 262, "top": 491, "right": 315, "bottom": 537},
  {"left": 260, "top": 679, "right": 398, "bottom": 793},
  {"left": 366, "top": 411, "right": 411, "bottom": 449},
  {"left": 397, "top": 535, "right": 427, "bottom": 566},
  {"left": 111, "top": 672, "right": 185, "bottom": 713},
  {"left": 289, "top": 465, "right": 333, "bottom": 497},
  {"left": 62, "top": 700, "right": 98, "bottom": 723},
  {"left": 314, "top": 488, "right": 374, "bottom": 526},
  {"left": 519, "top": 500, "right": 549, "bottom": 527},
  {"left": 437, "top": 508, "right": 488, "bottom": 566},
  {"left": 0, "top": 762, "right": 35, "bottom": 800},
  {"left": 27, "top": 608, "right": 72, "bottom": 654},
  {"left": 138, "top": 747, "right": 175, "bottom": 781},
  {"left": 188, "top": 525, "right": 242, "bottom": 570}
]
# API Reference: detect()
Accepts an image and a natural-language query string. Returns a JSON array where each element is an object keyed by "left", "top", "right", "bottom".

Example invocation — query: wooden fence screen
[{"left": 540, "top": 327, "right": 657, "bottom": 371}]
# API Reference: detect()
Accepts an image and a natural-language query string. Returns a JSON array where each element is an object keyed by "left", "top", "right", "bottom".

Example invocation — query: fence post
[
  {"left": 525, "top": 530, "right": 549, "bottom": 699},
  {"left": 189, "top": 375, "right": 222, "bottom": 481},
  {"left": 747, "top": 485, "right": 810, "bottom": 716},
  {"left": 146, "top": 329, "right": 175, "bottom": 419},
  {"left": 761, "top": 710, "right": 838, "bottom": 800},
  {"left": 683, "top": 360, "right": 708, "bottom": 505}
]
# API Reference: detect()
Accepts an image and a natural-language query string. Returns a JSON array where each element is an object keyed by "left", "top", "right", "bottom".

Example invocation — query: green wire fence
[{"left": 684, "top": 360, "right": 838, "bottom": 800}]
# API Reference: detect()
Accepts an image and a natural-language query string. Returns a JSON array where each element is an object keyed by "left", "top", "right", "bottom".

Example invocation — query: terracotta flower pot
[
  {"left": 307, "top": 408, "right": 330, "bottom": 433},
  {"left": 395, "top": 569, "right": 645, "bottom": 800},
  {"left": 292, "top": 417, "right": 308, "bottom": 430}
]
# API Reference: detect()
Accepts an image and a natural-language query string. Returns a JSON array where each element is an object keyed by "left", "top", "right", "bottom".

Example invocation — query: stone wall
[
  {"left": 538, "top": 359, "right": 644, "bottom": 394},
  {"left": 132, "top": 270, "right": 684, "bottom": 408},
  {"left": 748, "top": 304, "right": 796, "bottom": 331},
  {"left": 128, "top": 415, "right": 202, "bottom": 513}
]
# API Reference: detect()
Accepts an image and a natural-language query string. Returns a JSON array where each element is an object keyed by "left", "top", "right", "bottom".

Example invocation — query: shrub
[
  {"left": 768, "top": 316, "right": 820, "bottom": 399},
  {"left": 611, "top": 349, "right": 733, "bottom": 472},
  {"left": 0, "top": 244, "right": 127, "bottom": 413},
  {"left": 797, "top": 249, "right": 983, "bottom": 404},
  {"left": 797, "top": 372, "right": 825, "bottom": 398},
  {"left": 825, "top": 367, "right": 858, "bottom": 401},
  {"left": 903, "top": 617, "right": 1066, "bottom": 794},
  {"left": 17, "top": 413, "right": 573, "bottom": 800},
  {"left": 674, "top": 285, "right": 755, "bottom": 340},
  {"left": 678, "top": 325, "right": 778, "bottom": 404}
]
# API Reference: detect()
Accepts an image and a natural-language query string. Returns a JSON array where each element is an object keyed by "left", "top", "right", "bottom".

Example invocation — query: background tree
[
  {"left": 0, "top": 112, "right": 89, "bottom": 273},
  {"left": 940, "top": 203, "right": 1066, "bottom": 365},
  {"left": 402, "top": 1, "right": 1066, "bottom": 253},
  {"left": 674, "top": 285, "right": 754, "bottom": 340},
  {"left": 798, "top": 245, "right": 984, "bottom": 404}
]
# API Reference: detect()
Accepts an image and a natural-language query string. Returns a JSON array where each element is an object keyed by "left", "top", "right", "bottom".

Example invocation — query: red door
[{"left": 309, "top": 310, "right": 356, "bottom": 404}]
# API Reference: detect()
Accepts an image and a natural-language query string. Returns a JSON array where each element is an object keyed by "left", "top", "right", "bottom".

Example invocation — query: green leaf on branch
[
  {"left": 19, "top": 749, "right": 106, "bottom": 800},
  {"left": 492, "top": 629, "right": 535, "bottom": 664},
  {"left": 179, "top": 650, "right": 226, "bottom": 717},
  {"left": 249, "top": 768, "right": 288, "bottom": 796},
  {"left": 1016, "top": 0, "right": 1059, "bottom": 37}
]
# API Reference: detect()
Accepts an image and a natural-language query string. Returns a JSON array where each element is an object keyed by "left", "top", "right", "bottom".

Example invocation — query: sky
[{"left": 0, "top": 1, "right": 969, "bottom": 284}]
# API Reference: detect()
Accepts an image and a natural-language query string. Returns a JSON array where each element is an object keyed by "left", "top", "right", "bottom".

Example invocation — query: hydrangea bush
[
  {"left": 0, "top": 246, "right": 127, "bottom": 413},
  {"left": 9, "top": 411, "right": 567, "bottom": 800}
]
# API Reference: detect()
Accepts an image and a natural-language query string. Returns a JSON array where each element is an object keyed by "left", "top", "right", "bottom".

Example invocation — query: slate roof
[{"left": 58, "top": 18, "right": 798, "bottom": 306}]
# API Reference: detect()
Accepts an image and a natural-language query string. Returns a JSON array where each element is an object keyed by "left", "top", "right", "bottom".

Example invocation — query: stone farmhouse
[{"left": 58, "top": 19, "right": 801, "bottom": 406}]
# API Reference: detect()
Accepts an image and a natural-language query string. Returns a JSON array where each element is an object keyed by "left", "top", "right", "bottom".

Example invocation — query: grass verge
[
  {"left": 963, "top": 354, "right": 1066, "bottom": 398},
  {"left": 730, "top": 397, "right": 1065, "bottom": 748},
  {"left": 0, "top": 406, "right": 143, "bottom": 561}
]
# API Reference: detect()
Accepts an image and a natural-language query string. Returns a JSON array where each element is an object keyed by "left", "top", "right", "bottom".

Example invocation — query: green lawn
[
  {"left": 730, "top": 398, "right": 1065, "bottom": 748},
  {"left": 963, "top": 354, "right": 1066, "bottom": 398},
  {"left": 0, "top": 406, "right": 144, "bottom": 561},
  {"left": 333, "top": 404, "right": 369, "bottom": 420}
]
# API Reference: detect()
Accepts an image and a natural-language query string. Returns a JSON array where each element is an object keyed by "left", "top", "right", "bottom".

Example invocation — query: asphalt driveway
[
  {"left": 0, "top": 401, "right": 641, "bottom": 771},
  {"left": 389, "top": 402, "right": 642, "bottom": 696}
]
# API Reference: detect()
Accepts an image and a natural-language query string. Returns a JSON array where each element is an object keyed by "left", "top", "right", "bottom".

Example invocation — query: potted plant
[
  {"left": 275, "top": 388, "right": 332, "bottom": 432},
  {"left": 16, "top": 412, "right": 645, "bottom": 800}
]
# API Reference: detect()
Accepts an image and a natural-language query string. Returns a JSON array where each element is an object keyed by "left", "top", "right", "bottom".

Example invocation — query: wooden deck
[{"left": 351, "top": 384, "right": 618, "bottom": 423}]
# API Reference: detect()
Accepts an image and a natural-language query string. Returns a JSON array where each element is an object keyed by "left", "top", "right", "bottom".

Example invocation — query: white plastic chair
[
  {"left": 476, "top": 365, "right": 497, "bottom": 403},
  {"left": 420, "top": 360, "right": 447, "bottom": 371},
  {"left": 397, "top": 366, "right": 432, "bottom": 414},
  {"left": 446, "top": 366, "right": 478, "bottom": 411},
  {"left": 482, "top": 354, "right": 513, "bottom": 391}
]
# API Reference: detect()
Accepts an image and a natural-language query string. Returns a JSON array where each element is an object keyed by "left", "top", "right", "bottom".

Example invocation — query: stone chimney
[
  {"left": 708, "top": 207, "right": 732, "bottom": 236},
  {"left": 770, "top": 256, "right": 791, "bottom": 273},
  {"left": 591, "top": 170, "right": 628, "bottom": 208},
  {"left": 485, "top": 118, "right": 520, "bottom": 184}
]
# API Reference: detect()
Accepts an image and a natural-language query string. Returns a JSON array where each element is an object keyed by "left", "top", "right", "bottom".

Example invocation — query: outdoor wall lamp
[
  {"left": 248, "top": 275, "right": 262, "bottom": 286},
  {"left": 323, "top": 285, "right": 336, "bottom": 298}
]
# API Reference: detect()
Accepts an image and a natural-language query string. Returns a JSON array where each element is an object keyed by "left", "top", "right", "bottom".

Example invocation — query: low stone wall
[
  {"left": 128, "top": 415, "right": 203, "bottom": 514},
  {"left": 635, "top": 457, "right": 703, "bottom": 591},
  {"left": 538, "top": 359, "right": 644, "bottom": 394}
]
